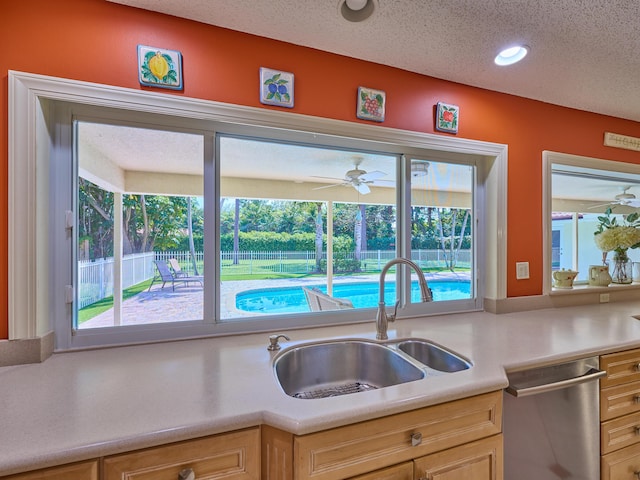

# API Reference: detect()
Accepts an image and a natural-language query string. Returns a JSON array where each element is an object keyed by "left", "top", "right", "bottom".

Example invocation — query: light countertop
[{"left": 2, "top": 301, "right": 640, "bottom": 476}]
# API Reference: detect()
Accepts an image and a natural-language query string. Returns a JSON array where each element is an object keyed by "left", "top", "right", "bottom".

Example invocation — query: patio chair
[
  {"left": 148, "top": 260, "right": 203, "bottom": 291},
  {"left": 168, "top": 258, "right": 188, "bottom": 277},
  {"left": 302, "top": 286, "right": 354, "bottom": 312}
]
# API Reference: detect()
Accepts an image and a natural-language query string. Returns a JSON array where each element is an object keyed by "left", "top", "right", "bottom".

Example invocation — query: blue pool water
[{"left": 235, "top": 280, "right": 471, "bottom": 314}]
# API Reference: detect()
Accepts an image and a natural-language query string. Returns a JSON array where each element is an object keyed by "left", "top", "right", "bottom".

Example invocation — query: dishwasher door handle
[{"left": 506, "top": 368, "right": 607, "bottom": 397}]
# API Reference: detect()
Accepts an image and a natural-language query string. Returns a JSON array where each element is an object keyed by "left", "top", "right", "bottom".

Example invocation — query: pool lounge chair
[
  {"left": 168, "top": 258, "right": 188, "bottom": 277},
  {"left": 302, "top": 286, "right": 354, "bottom": 312},
  {"left": 149, "top": 260, "right": 203, "bottom": 291}
]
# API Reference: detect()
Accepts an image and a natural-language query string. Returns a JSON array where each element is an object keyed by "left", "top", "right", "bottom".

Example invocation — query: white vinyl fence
[
  {"left": 78, "top": 249, "right": 471, "bottom": 309},
  {"left": 78, "top": 252, "right": 156, "bottom": 309}
]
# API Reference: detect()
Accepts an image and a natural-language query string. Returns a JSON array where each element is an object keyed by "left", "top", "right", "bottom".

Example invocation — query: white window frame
[
  {"left": 8, "top": 70, "right": 508, "bottom": 349},
  {"left": 543, "top": 150, "right": 640, "bottom": 295}
]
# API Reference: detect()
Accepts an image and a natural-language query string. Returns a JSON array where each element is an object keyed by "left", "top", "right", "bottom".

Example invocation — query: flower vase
[{"left": 611, "top": 254, "right": 633, "bottom": 284}]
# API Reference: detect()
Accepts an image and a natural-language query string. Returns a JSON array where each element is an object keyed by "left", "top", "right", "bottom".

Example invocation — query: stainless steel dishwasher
[{"left": 503, "top": 356, "right": 606, "bottom": 480}]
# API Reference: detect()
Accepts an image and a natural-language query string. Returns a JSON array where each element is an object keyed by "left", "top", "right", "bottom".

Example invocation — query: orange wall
[{"left": 3, "top": 0, "right": 640, "bottom": 339}]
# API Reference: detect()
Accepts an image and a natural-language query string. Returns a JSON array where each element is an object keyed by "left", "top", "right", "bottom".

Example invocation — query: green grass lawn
[{"left": 78, "top": 279, "right": 153, "bottom": 324}]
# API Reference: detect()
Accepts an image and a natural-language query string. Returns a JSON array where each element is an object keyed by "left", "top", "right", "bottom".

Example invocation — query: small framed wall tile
[
  {"left": 435, "top": 102, "right": 459, "bottom": 133},
  {"left": 260, "top": 67, "right": 294, "bottom": 108},
  {"left": 138, "top": 45, "right": 183, "bottom": 90},
  {"left": 357, "top": 87, "right": 385, "bottom": 122}
]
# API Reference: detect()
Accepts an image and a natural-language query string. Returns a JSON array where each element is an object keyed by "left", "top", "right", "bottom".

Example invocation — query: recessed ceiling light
[
  {"left": 345, "top": 0, "right": 367, "bottom": 10},
  {"left": 494, "top": 45, "right": 529, "bottom": 66},
  {"left": 339, "top": 0, "right": 377, "bottom": 22}
]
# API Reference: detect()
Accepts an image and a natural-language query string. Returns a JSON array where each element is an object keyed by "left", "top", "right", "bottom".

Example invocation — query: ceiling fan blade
[
  {"left": 359, "top": 170, "right": 386, "bottom": 182},
  {"left": 354, "top": 182, "right": 371, "bottom": 195},
  {"left": 312, "top": 183, "right": 342, "bottom": 191},
  {"left": 587, "top": 202, "right": 616, "bottom": 209},
  {"left": 310, "top": 175, "right": 347, "bottom": 182}
]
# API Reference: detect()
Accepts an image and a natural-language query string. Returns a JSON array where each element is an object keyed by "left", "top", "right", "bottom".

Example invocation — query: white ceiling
[{"left": 108, "top": 0, "right": 640, "bottom": 123}]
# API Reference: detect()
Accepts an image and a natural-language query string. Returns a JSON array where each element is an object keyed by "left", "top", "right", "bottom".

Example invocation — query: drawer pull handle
[
  {"left": 411, "top": 432, "right": 422, "bottom": 446},
  {"left": 635, "top": 471, "right": 640, "bottom": 480},
  {"left": 635, "top": 363, "right": 640, "bottom": 372},
  {"left": 178, "top": 468, "right": 195, "bottom": 480},
  {"left": 636, "top": 426, "right": 640, "bottom": 436},
  {"left": 635, "top": 395, "right": 640, "bottom": 404}
]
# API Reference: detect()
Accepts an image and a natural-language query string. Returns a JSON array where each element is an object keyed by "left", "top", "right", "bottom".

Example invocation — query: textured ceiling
[{"left": 108, "top": 0, "right": 640, "bottom": 123}]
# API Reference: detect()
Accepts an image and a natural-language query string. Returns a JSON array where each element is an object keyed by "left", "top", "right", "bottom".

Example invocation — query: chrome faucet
[{"left": 376, "top": 258, "right": 432, "bottom": 340}]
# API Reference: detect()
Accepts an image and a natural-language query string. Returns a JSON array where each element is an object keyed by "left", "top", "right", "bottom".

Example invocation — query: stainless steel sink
[
  {"left": 395, "top": 340, "right": 471, "bottom": 373},
  {"left": 274, "top": 340, "right": 425, "bottom": 399}
]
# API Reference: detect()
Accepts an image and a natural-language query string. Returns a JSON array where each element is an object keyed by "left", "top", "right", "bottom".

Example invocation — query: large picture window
[
  {"left": 61, "top": 115, "right": 481, "bottom": 347},
  {"left": 10, "top": 73, "right": 506, "bottom": 350}
]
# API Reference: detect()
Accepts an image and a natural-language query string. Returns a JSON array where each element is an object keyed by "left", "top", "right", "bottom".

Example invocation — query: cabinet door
[
  {"left": 602, "top": 442, "right": 640, "bottom": 480},
  {"left": 348, "top": 462, "right": 413, "bottom": 480},
  {"left": 413, "top": 435, "right": 503, "bottom": 480},
  {"left": 103, "top": 428, "right": 259, "bottom": 480},
  {"left": 1, "top": 461, "right": 98, "bottom": 480}
]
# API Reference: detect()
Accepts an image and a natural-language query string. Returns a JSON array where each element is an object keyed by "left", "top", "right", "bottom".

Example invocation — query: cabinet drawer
[
  {"left": 602, "top": 442, "right": 640, "bottom": 480},
  {"left": 103, "top": 428, "right": 259, "bottom": 480},
  {"left": 601, "top": 349, "right": 640, "bottom": 388},
  {"left": 601, "top": 382, "right": 640, "bottom": 421},
  {"left": 601, "top": 411, "right": 640, "bottom": 455},
  {"left": 294, "top": 391, "right": 502, "bottom": 480},
  {"left": 1, "top": 461, "right": 98, "bottom": 480},
  {"left": 413, "top": 434, "right": 503, "bottom": 480}
]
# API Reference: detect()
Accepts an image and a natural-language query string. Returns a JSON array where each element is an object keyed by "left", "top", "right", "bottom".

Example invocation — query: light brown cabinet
[
  {"left": 1, "top": 428, "right": 259, "bottom": 480},
  {"left": 2, "top": 393, "right": 502, "bottom": 480},
  {"left": 103, "top": 427, "right": 260, "bottom": 480},
  {"left": 348, "top": 462, "right": 413, "bottom": 480},
  {"left": 601, "top": 348, "right": 640, "bottom": 479},
  {"left": 0, "top": 461, "right": 98, "bottom": 480},
  {"left": 413, "top": 434, "right": 502, "bottom": 480},
  {"left": 263, "top": 391, "right": 503, "bottom": 480}
]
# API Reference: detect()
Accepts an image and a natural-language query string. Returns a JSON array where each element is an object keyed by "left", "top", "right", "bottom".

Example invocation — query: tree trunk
[
  {"left": 360, "top": 204, "right": 367, "bottom": 253},
  {"left": 187, "top": 197, "right": 199, "bottom": 275},
  {"left": 449, "top": 209, "right": 458, "bottom": 271},
  {"left": 437, "top": 209, "right": 450, "bottom": 269},
  {"left": 455, "top": 209, "right": 470, "bottom": 266},
  {"left": 354, "top": 206, "right": 362, "bottom": 262},
  {"left": 315, "top": 203, "right": 324, "bottom": 272},
  {"left": 233, "top": 198, "right": 240, "bottom": 265},
  {"left": 139, "top": 195, "right": 150, "bottom": 252}
]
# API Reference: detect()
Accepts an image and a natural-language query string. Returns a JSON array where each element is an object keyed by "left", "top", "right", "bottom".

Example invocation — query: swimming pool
[{"left": 235, "top": 280, "right": 471, "bottom": 314}]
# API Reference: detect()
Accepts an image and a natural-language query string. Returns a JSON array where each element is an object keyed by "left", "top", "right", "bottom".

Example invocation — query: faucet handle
[
  {"left": 387, "top": 300, "right": 400, "bottom": 322},
  {"left": 267, "top": 334, "right": 290, "bottom": 351}
]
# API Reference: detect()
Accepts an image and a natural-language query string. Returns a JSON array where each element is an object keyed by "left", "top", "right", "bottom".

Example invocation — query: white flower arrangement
[
  {"left": 594, "top": 208, "right": 640, "bottom": 258},
  {"left": 594, "top": 225, "right": 640, "bottom": 253}
]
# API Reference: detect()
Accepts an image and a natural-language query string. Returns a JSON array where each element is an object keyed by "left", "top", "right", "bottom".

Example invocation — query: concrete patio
[{"left": 80, "top": 272, "right": 470, "bottom": 329}]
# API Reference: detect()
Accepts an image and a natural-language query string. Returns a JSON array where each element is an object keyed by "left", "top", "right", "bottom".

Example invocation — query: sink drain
[{"left": 293, "top": 382, "right": 378, "bottom": 399}]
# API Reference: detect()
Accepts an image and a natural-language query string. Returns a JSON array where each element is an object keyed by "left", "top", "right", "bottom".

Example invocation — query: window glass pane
[
  {"left": 76, "top": 121, "right": 204, "bottom": 329},
  {"left": 410, "top": 159, "right": 474, "bottom": 301},
  {"left": 218, "top": 136, "right": 398, "bottom": 318},
  {"left": 551, "top": 163, "right": 640, "bottom": 286}
]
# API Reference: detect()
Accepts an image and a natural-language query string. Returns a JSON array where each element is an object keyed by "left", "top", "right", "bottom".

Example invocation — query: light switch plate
[{"left": 516, "top": 262, "right": 530, "bottom": 279}]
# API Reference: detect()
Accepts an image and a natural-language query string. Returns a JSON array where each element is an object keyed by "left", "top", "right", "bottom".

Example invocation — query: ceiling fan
[
  {"left": 311, "top": 159, "right": 387, "bottom": 195},
  {"left": 589, "top": 186, "right": 640, "bottom": 209}
]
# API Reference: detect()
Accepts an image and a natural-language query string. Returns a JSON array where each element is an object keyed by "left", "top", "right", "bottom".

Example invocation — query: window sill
[{"left": 550, "top": 282, "right": 640, "bottom": 295}]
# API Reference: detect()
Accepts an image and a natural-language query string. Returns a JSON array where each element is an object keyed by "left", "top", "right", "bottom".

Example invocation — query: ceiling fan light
[
  {"left": 411, "top": 161, "right": 429, "bottom": 177},
  {"left": 494, "top": 45, "right": 529, "bottom": 66}
]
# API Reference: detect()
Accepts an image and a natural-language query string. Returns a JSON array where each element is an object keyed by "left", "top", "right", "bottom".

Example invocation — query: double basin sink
[{"left": 273, "top": 338, "right": 471, "bottom": 399}]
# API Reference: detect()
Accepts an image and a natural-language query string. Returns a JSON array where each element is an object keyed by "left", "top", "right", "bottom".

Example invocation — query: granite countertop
[{"left": 2, "top": 301, "right": 640, "bottom": 476}]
